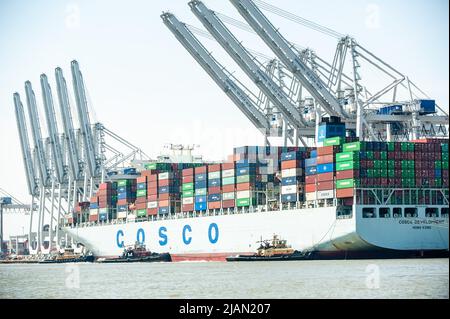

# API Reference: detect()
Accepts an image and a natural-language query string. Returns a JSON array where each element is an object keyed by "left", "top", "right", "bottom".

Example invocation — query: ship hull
[{"left": 61, "top": 205, "right": 449, "bottom": 261}]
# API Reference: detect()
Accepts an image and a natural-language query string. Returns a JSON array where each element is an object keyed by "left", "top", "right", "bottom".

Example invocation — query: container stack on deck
[{"left": 71, "top": 138, "right": 449, "bottom": 225}]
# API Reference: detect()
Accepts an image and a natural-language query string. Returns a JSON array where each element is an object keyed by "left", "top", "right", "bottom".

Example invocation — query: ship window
[
  {"left": 393, "top": 207, "right": 402, "bottom": 218},
  {"left": 404, "top": 208, "right": 418, "bottom": 218},
  {"left": 441, "top": 208, "right": 449, "bottom": 218},
  {"left": 362, "top": 207, "right": 376, "bottom": 218},
  {"left": 425, "top": 208, "right": 438, "bottom": 218},
  {"left": 379, "top": 207, "right": 390, "bottom": 218}
]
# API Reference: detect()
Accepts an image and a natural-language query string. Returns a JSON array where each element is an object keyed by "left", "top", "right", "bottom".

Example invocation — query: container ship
[
  {"left": 10, "top": 0, "right": 449, "bottom": 261},
  {"left": 63, "top": 135, "right": 449, "bottom": 261}
]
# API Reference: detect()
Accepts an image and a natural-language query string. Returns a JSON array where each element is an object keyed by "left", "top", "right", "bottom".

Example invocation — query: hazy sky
[{"left": 0, "top": 0, "right": 448, "bottom": 203}]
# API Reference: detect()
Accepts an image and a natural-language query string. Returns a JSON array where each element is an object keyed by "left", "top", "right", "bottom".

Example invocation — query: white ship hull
[{"left": 61, "top": 205, "right": 449, "bottom": 261}]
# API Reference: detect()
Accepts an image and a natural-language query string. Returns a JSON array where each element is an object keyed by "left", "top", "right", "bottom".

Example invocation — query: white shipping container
[
  {"left": 222, "top": 169, "right": 235, "bottom": 178},
  {"left": 117, "top": 212, "right": 127, "bottom": 219},
  {"left": 305, "top": 192, "right": 317, "bottom": 201},
  {"left": 222, "top": 192, "right": 235, "bottom": 200},
  {"left": 317, "top": 190, "right": 334, "bottom": 199},
  {"left": 147, "top": 201, "right": 158, "bottom": 209},
  {"left": 99, "top": 208, "right": 109, "bottom": 214},
  {"left": 281, "top": 185, "right": 297, "bottom": 195},
  {"left": 127, "top": 213, "right": 136, "bottom": 220},
  {"left": 282, "top": 168, "right": 303, "bottom": 178},
  {"left": 208, "top": 171, "right": 221, "bottom": 179},
  {"left": 182, "top": 197, "right": 194, "bottom": 205},
  {"left": 236, "top": 190, "right": 252, "bottom": 199},
  {"left": 89, "top": 209, "right": 98, "bottom": 216},
  {"left": 158, "top": 172, "right": 170, "bottom": 180}
]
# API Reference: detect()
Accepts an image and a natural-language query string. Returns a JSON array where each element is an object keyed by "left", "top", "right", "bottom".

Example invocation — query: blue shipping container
[
  {"left": 158, "top": 186, "right": 169, "bottom": 194},
  {"left": 235, "top": 161, "right": 257, "bottom": 168},
  {"left": 195, "top": 195, "right": 207, "bottom": 203},
  {"left": 117, "top": 205, "right": 128, "bottom": 212},
  {"left": 281, "top": 177, "right": 299, "bottom": 186},
  {"left": 137, "top": 183, "right": 146, "bottom": 190},
  {"left": 158, "top": 206, "right": 170, "bottom": 214},
  {"left": 281, "top": 194, "right": 297, "bottom": 203},
  {"left": 305, "top": 166, "right": 317, "bottom": 176},
  {"left": 99, "top": 213, "right": 108, "bottom": 221},
  {"left": 195, "top": 173, "right": 207, "bottom": 182},
  {"left": 236, "top": 167, "right": 257, "bottom": 176},
  {"left": 90, "top": 203, "right": 99, "bottom": 209},
  {"left": 317, "top": 163, "right": 334, "bottom": 174},
  {"left": 305, "top": 158, "right": 317, "bottom": 167},
  {"left": 195, "top": 180, "right": 207, "bottom": 189},
  {"left": 208, "top": 194, "right": 221, "bottom": 202},
  {"left": 310, "top": 150, "right": 317, "bottom": 158},
  {"left": 195, "top": 202, "right": 207, "bottom": 211},
  {"left": 209, "top": 178, "right": 221, "bottom": 187}
]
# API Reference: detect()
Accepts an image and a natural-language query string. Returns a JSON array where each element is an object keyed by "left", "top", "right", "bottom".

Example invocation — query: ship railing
[{"left": 355, "top": 188, "right": 449, "bottom": 206}]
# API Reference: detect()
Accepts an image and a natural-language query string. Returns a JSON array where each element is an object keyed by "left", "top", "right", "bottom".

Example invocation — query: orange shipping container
[
  {"left": 159, "top": 193, "right": 169, "bottom": 200},
  {"left": 236, "top": 182, "right": 252, "bottom": 191},
  {"left": 147, "top": 208, "right": 158, "bottom": 216},
  {"left": 137, "top": 176, "right": 147, "bottom": 184},
  {"left": 208, "top": 201, "right": 221, "bottom": 209},
  {"left": 222, "top": 162, "right": 235, "bottom": 170},
  {"left": 305, "top": 175, "right": 316, "bottom": 185},
  {"left": 222, "top": 184, "right": 235, "bottom": 193},
  {"left": 316, "top": 155, "right": 334, "bottom": 165},
  {"left": 317, "top": 181, "right": 334, "bottom": 191},
  {"left": 159, "top": 199, "right": 169, "bottom": 207},
  {"left": 317, "top": 146, "right": 336, "bottom": 156},
  {"left": 281, "top": 160, "right": 299, "bottom": 170},
  {"left": 336, "top": 188, "right": 354, "bottom": 198},
  {"left": 317, "top": 172, "right": 334, "bottom": 182},
  {"left": 305, "top": 184, "right": 316, "bottom": 193},
  {"left": 208, "top": 164, "right": 221, "bottom": 172}
]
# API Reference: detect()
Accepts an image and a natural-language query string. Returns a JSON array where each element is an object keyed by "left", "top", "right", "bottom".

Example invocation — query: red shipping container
[
  {"left": 89, "top": 215, "right": 98, "bottom": 222},
  {"left": 305, "top": 184, "right": 316, "bottom": 193},
  {"left": 317, "top": 146, "right": 339, "bottom": 156},
  {"left": 336, "top": 169, "right": 359, "bottom": 180},
  {"left": 136, "top": 176, "right": 147, "bottom": 184},
  {"left": 182, "top": 204, "right": 194, "bottom": 212},
  {"left": 317, "top": 172, "right": 334, "bottom": 182},
  {"left": 147, "top": 187, "right": 158, "bottom": 195},
  {"left": 159, "top": 179, "right": 169, "bottom": 187},
  {"left": 147, "top": 208, "right": 158, "bottom": 216},
  {"left": 208, "top": 186, "right": 221, "bottom": 194},
  {"left": 222, "top": 162, "right": 235, "bottom": 170},
  {"left": 90, "top": 196, "right": 98, "bottom": 203},
  {"left": 135, "top": 197, "right": 146, "bottom": 204},
  {"left": 222, "top": 199, "right": 235, "bottom": 208},
  {"left": 208, "top": 164, "right": 221, "bottom": 172},
  {"left": 117, "top": 199, "right": 128, "bottom": 206},
  {"left": 222, "top": 184, "right": 235, "bottom": 193},
  {"left": 317, "top": 181, "right": 334, "bottom": 191},
  {"left": 208, "top": 201, "right": 221, "bottom": 209},
  {"left": 305, "top": 175, "right": 316, "bottom": 185},
  {"left": 195, "top": 166, "right": 207, "bottom": 174},
  {"left": 182, "top": 175, "right": 194, "bottom": 183},
  {"left": 159, "top": 199, "right": 169, "bottom": 207},
  {"left": 316, "top": 155, "right": 334, "bottom": 165},
  {"left": 99, "top": 182, "right": 111, "bottom": 190},
  {"left": 336, "top": 188, "right": 354, "bottom": 198},
  {"left": 147, "top": 194, "right": 158, "bottom": 201},
  {"left": 236, "top": 182, "right": 252, "bottom": 191},
  {"left": 148, "top": 174, "right": 157, "bottom": 182},
  {"left": 135, "top": 202, "right": 147, "bottom": 210},
  {"left": 147, "top": 181, "right": 158, "bottom": 189},
  {"left": 281, "top": 160, "right": 300, "bottom": 170},
  {"left": 159, "top": 193, "right": 169, "bottom": 200},
  {"left": 182, "top": 168, "right": 194, "bottom": 176}
]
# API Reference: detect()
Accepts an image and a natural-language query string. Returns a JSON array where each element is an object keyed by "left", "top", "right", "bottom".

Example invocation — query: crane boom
[
  {"left": 161, "top": 12, "right": 271, "bottom": 138},
  {"left": 71, "top": 60, "right": 97, "bottom": 178},
  {"left": 40, "top": 74, "right": 65, "bottom": 184},
  {"left": 13, "top": 93, "right": 38, "bottom": 195},
  {"left": 55, "top": 67, "right": 82, "bottom": 180},
  {"left": 229, "top": 0, "right": 347, "bottom": 118},
  {"left": 24, "top": 81, "right": 50, "bottom": 187},
  {"left": 188, "top": 0, "right": 312, "bottom": 137}
]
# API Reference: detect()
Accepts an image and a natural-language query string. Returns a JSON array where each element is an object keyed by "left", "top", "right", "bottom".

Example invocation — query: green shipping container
[
  {"left": 195, "top": 188, "right": 207, "bottom": 196},
  {"left": 441, "top": 143, "right": 449, "bottom": 152},
  {"left": 442, "top": 153, "right": 449, "bottom": 162},
  {"left": 336, "top": 179, "right": 355, "bottom": 189},
  {"left": 136, "top": 189, "right": 146, "bottom": 197},
  {"left": 435, "top": 161, "right": 442, "bottom": 169},
  {"left": 343, "top": 141, "right": 363, "bottom": 152},
  {"left": 182, "top": 190, "right": 194, "bottom": 197},
  {"left": 336, "top": 161, "right": 359, "bottom": 171},
  {"left": 324, "top": 136, "right": 344, "bottom": 146},
  {"left": 387, "top": 142, "right": 395, "bottom": 152},
  {"left": 336, "top": 152, "right": 359, "bottom": 162},
  {"left": 380, "top": 151, "right": 387, "bottom": 160},
  {"left": 222, "top": 177, "right": 235, "bottom": 185},
  {"left": 182, "top": 183, "right": 194, "bottom": 191},
  {"left": 236, "top": 175, "right": 250, "bottom": 183},
  {"left": 443, "top": 161, "right": 449, "bottom": 170},
  {"left": 117, "top": 180, "right": 132, "bottom": 187},
  {"left": 236, "top": 198, "right": 256, "bottom": 207},
  {"left": 137, "top": 209, "right": 147, "bottom": 217}
]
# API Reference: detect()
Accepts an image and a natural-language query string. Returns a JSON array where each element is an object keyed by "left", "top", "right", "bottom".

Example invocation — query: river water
[{"left": 0, "top": 258, "right": 448, "bottom": 299}]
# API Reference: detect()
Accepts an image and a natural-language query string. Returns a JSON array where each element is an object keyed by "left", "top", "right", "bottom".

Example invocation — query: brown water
[{"left": 0, "top": 258, "right": 448, "bottom": 299}]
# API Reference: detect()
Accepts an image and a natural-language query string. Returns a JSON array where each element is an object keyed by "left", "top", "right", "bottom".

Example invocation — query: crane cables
[{"left": 253, "top": 0, "right": 344, "bottom": 39}]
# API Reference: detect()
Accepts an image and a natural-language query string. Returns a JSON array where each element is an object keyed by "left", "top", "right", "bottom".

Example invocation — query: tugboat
[
  {"left": 39, "top": 244, "right": 95, "bottom": 263},
  {"left": 97, "top": 242, "right": 171, "bottom": 263},
  {"left": 226, "top": 235, "right": 314, "bottom": 261}
]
